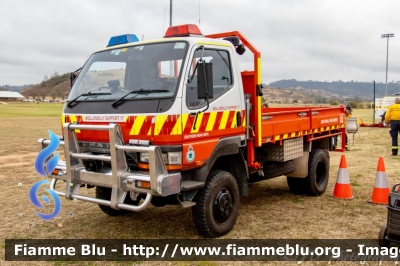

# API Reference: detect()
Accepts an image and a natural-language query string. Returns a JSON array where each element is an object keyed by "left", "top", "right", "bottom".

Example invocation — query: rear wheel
[
  {"left": 304, "top": 149, "right": 329, "bottom": 196},
  {"left": 287, "top": 149, "right": 329, "bottom": 196},
  {"left": 95, "top": 186, "right": 140, "bottom": 216},
  {"left": 192, "top": 170, "right": 240, "bottom": 238}
]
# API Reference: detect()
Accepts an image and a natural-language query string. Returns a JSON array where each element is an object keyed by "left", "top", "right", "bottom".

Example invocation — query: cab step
[{"left": 181, "top": 181, "right": 204, "bottom": 191}]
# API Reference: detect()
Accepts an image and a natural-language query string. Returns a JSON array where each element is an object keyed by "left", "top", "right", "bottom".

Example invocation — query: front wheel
[{"left": 192, "top": 170, "right": 240, "bottom": 238}]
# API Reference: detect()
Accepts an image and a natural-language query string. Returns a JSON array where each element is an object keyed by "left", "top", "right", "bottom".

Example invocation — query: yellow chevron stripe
[
  {"left": 219, "top": 111, "right": 230, "bottom": 130},
  {"left": 130, "top": 115, "right": 146, "bottom": 135},
  {"left": 69, "top": 115, "right": 80, "bottom": 133},
  {"left": 275, "top": 135, "right": 280, "bottom": 141},
  {"left": 206, "top": 112, "right": 217, "bottom": 131},
  {"left": 314, "top": 129, "right": 318, "bottom": 133},
  {"left": 231, "top": 111, "right": 238, "bottom": 128},
  {"left": 191, "top": 112, "right": 204, "bottom": 133},
  {"left": 291, "top": 132, "right": 296, "bottom": 138},
  {"left": 283, "top": 133, "right": 288, "bottom": 139},
  {"left": 171, "top": 114, "right": 184, "bottom": 135},
  {"left": 61, "top": 114, "right": 65, "bottom": 126},
  {"left": 154, "top": 115, "right": 168, "bottom": 135}
]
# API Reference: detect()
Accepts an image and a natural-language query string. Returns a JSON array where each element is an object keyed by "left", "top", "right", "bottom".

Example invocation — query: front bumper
[{"left": 38, "top": 123, "right": 181, "bottom": 211}]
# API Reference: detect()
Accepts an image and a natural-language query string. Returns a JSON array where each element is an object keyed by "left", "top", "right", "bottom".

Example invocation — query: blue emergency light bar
[{"left": 107, "top": 34, "right": 139, "bottom": 47}]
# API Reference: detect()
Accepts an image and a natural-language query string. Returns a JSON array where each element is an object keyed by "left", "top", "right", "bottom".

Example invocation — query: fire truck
[{"left": 38, "top": 24, "right": 346, "bottom": 238}]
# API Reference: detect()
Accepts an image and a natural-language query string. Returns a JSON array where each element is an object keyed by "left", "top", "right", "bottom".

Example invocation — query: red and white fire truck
[{"left": 38, "top": 24, "right": 346, "bottom": 238}]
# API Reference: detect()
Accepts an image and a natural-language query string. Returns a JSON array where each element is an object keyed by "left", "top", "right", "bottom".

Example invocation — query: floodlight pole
[
  {"left": 381, "top": 33, "right": 394, "bottom": 96},
  {"left": 169, "top": 0, "right": 173, "bottom": 75},
  {"left": 170, "top": 0, "right": 172, "bottom": 26}
]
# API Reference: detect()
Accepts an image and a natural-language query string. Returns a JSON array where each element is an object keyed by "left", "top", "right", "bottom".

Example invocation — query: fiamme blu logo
[{"left": 30, "top": 130, "right": 62, "bottom": 220}]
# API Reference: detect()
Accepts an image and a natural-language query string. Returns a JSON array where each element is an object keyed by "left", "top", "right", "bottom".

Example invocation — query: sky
[{"left": 1, "top": 0, "right": 399, "bottom": 86}]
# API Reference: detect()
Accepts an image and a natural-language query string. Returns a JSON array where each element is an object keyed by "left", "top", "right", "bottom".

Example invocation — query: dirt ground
[{"left": 1, "top": 104, "right": 400, "bottom": 265}]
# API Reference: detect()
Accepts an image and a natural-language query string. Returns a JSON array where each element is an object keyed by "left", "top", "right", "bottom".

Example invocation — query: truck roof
[{"left": 96, "top": 28, "right": 234, "bottom": 54}]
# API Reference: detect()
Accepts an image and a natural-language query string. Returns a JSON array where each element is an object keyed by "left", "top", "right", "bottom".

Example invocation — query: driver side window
[{"left": 187, "top": 49, "right": 232, "bottom": 109}]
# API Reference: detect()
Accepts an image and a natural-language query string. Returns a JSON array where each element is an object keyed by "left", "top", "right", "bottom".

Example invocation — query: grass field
[{"left": 1, "top": 103, "right": 398, "bottom": 266}]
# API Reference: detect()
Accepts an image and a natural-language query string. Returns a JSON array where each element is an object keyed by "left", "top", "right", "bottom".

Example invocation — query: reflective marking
[
  {"left": 230, "top": 111, "right": 238, "bottom": 128},
  {"left": 205, "top": 112, "right": 217, "bottom": 131},
  {"left": 171, "top": 114, "right": 186, "bottom": 135},
  {"left": 196, "top": 41, "right": 231, "bottom": 47},
  {"left": 336, "top": 168, "right": 350, "bottom": 184},
  {"left": 69, "top": 115, "right": 80, "bottom": 133},
  {"left": 130, "top": 116, "right": 146, "bottom": 135},
  {"left": 219, "top": 111, "right": 230, "bottom": 130},
  {"left": 154, "top": 115, "right": 168, "bottom": 135},
  {"left": 374, "top": 172, "right": 389, "bottom": 188}
]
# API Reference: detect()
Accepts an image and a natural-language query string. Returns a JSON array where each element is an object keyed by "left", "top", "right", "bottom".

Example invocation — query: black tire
[
  {"left": 287, "top": 177, "right": 306, "bottom": 194},
  {"left": 95, "top": 186, "right": 140, "bottom": 216},
  {"left": 304, "top": 149, "right": 329, "bottom": 196},
  {"left": 379, "top": 225, "right": 390, "bottom": 248},
  {"left": 288, "top": 150, "right": 329, "bottom": 196},
  {"left": 192, "top": 170, "right": 240, "bottom": 238}
]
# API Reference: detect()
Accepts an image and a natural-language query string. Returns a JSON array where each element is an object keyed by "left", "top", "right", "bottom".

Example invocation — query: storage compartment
[{"left": 264, "top": 138, "right": 304, "bottom": 162}]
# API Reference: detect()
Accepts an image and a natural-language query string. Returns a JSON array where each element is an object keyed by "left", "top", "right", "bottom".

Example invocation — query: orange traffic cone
[
  {"left": 333, "top": 155, "right": 354, "bottom": 199},
  {"left": 368, "top": 157, "right": 390, "bottom": 204}
]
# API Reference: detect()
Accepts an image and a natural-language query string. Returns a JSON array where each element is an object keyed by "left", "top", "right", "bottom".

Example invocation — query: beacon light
[
  {"left": 164, "top": 24, "right": 203, "bottom": 38},
  {"left": 107, "top": 34, "right": 139, "bottom": 47}
]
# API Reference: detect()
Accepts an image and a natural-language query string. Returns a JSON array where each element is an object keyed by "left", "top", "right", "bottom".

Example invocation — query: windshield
[{"left": 68, "top": 41, "right": 187, "bottom": 101}]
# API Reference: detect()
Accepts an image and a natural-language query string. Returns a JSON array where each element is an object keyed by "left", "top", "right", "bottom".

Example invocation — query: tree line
[{"left": 268, "top": 79, "right": 400, "bottom": 100}]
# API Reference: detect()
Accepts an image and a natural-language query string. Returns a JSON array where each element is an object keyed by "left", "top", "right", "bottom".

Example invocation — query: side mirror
[{"left": 197, "top": 62, "right": 213, "bottom": 99}]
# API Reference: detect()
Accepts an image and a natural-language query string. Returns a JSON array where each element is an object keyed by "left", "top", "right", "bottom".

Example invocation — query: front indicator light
[
  {"left": 168, "top": 152, "right": 182, "bottom": 165},
  {"left": 136, "top": 181, "right": 151, "bottom": 189}
]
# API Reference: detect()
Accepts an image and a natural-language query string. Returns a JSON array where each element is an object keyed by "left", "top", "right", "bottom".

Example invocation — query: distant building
[{"left": 0, "top": 91, "right": 25, "bottom": 101}]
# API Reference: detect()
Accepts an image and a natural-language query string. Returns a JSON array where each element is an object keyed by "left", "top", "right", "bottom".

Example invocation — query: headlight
[
  {"left": 140, "top": 152, "right": 168, "bottom": 164},
  {"left": 167, "top": 152, "right": 182, "bottom": 165},
  {"left": 139, "top": 152, "right": 149, "bottom": 162}
]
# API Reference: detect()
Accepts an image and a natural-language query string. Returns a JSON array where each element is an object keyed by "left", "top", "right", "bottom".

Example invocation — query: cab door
[{"left": 181, "top": 44, "right": 245, "bottom": 168}]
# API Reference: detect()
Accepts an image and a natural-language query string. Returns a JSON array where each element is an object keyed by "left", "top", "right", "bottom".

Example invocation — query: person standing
[
  {"left": 344, "top": 105, "right": 353, "bottom": 151},
  {"left": 385, "top": 98, "right": 400, "bottom": 156}
]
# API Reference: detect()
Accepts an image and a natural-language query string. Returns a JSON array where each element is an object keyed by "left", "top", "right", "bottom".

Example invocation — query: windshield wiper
[
  {"left": 111, "top": 89, "right": 170, "bottom": 108},
  {"left": 67, "top": 91, "right": 111, "bottom": 108}
]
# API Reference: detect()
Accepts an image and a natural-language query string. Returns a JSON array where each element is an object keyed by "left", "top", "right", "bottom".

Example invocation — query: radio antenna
[
  {"left": 163, "top": 6, "right": 166, "bottom": 36},
  {"left": 199, "top": 0, "right": 201, "bottom": 26}
]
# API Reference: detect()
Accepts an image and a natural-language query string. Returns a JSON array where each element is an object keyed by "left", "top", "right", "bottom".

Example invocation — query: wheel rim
[
  {"left": 315, "top": 161, "right": 326, "bottom": 186},
  {"left": 213, "top": 187, "right": 234, "bottom": 224}
]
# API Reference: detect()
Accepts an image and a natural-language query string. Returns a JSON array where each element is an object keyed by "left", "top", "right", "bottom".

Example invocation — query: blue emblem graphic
[
  {"left": 186, "top": 145, "right": 195, "bottom": 163},
  {"left": 31, "top": 130, "right": 62, "bottom": 220},
  {"left": 34, "top": 130, "right": 60, "bottom": 177},
  {"left": 29, "top": 180, "right": 61, "bottom": 220}
]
